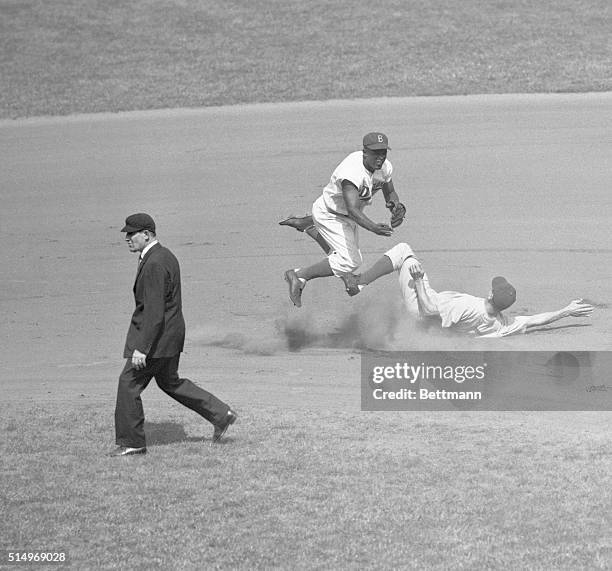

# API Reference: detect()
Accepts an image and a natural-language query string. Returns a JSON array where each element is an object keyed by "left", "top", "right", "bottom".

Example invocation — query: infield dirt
[{"left": 1, "top": 93, "right": 611, "bottom": 410}]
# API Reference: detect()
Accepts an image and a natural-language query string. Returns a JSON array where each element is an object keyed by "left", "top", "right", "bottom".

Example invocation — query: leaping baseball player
[
  {"left": 281, "top": 132, "right": 406, "bottom": 307},
  {"left": 343, "top": 242, "right": 594, "bottom": 337}
]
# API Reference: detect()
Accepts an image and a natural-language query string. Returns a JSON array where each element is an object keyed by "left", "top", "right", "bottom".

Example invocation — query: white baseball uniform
[
  {"left": 312, "top": 151, "right": 393, "bottom": 276},
  {"left": 385, "top": 243, "right": 529, "bottom": 338}
]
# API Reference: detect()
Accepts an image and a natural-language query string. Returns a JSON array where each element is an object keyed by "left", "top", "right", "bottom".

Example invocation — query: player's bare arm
[
  {"left": 410, "top": 266, "right": 440, "bottom": 316},
  {"left": 382, "top": 180, "right": 400, "bottom": 205},
  {"left": 382, "top": 180, "right": 406, "bottom": 228},
  {"left": 518, "top": 299, "right": 594, "bottom": 329},
  {"left": 341, "top": 180, "right": 393, "bottom": 236},
  {"left": 403, "top": 256, "right": 423, "bottom": 276}
]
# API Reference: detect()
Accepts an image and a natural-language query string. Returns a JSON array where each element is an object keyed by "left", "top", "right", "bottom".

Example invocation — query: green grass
[
  {"left": 1, "top": 400, "right": 610, "bottom": 569},
  {"left": 1, "top": 0, "right": 610, "bottom": 118}
]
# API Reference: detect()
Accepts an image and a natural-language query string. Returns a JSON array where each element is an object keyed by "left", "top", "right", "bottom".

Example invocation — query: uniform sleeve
[
  {"left": 383, "top": 159, "right": 393, "bottom": 181},
  {"left": 480, "top": 316, "right": 529, "bottom": 338},
  {"left": 498, "top": 316, "right": 529, "bottom": 337},
  {"left": 335, "top": 156, "right": 363, "bottom": 189}
]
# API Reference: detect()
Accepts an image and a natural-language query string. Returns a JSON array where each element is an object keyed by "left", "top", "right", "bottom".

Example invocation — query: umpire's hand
[{"left": 132, "top": 349, "right": 147, "bottom": 370}]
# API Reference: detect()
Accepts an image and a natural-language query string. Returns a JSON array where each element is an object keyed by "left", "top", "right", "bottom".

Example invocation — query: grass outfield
[
  {"left": 1, "top": 0, "right": 610, "bottom": 118},
  {"left": 2, "top": 399, "right": 610, "bottom": 569}
]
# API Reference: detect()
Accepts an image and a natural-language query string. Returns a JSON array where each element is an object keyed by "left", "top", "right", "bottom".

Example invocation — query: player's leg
[
  {"left": 300, "top": 207, "right": 361, "bottom": 279},
  {"left": 356, "top": 256, "right": 394, "bottom": 286},
  {"left": 338, "top": 254, "right": 394, "bottom": 296},
  {"left": 280, "top": 214, "right": 332, "bottom": 254},
  {"left": 279, "top": 214, "right": 313, "bottom": 232},
  {"left": 284, "top": 258, "right": 334, "bottom": 307},
  {"left": 339, "top": 242, "right": 414, "bottom": 297},
  {"left": 284, "top": 198, "right": 361, "bottom": 307},
  {"left": 350, "top": 243, "right": 431, "bottom": 318},
  {"left": 306, "top": 226, "right": 333, "bottom": 255},
  {"left": 311, "top": 199, "right": 362, "bottom": 277}
]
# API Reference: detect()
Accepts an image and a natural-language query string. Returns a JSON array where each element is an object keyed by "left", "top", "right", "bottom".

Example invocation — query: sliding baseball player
[{"left": 345, "top": 242, "right": 594, "bottom": 337}]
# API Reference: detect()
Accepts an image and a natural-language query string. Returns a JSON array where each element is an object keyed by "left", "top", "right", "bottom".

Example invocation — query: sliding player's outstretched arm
[{"left": 518, "top": 299, "right": 594, "bottom": 330}]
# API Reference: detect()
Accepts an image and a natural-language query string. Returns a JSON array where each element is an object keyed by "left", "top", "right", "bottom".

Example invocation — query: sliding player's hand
[
  {"left": 406, "top": 257, "right": 424, "bottom": 279},
  {"left": 565, "top": 299, "right": 594, "bottom": 317}
]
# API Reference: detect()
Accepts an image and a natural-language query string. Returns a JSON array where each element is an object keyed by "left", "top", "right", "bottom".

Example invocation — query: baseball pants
[
  {"left": 312, "top": 196, "right": 362, "bottom": 275},
  {"left": 115, "top": 354, "right": 231, "bottom": 448}
]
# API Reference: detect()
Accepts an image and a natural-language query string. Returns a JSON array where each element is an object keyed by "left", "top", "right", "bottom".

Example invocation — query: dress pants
[{"left": 115, "top": 353, "right": 230, "bottom": 448}]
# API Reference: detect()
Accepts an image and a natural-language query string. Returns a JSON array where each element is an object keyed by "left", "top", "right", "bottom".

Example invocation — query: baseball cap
[
  {"left": 363, "top": 132, "right": 391, "bottom": 151},
  {"left": 121, "top": 213, "right": 156, "bottom": 233},
  {"left": 491, "top": 276, "right": 516, "bottom": 311}
]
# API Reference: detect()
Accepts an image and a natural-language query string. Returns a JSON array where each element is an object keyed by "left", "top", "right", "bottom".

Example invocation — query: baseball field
[{"left": 1, "top": 1, "right": 611, "bottom": 569}]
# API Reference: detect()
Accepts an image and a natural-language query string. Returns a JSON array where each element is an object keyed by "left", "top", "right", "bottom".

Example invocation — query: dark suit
[{"left": 115, "top": 242, "right": 230, "bottom": 448}]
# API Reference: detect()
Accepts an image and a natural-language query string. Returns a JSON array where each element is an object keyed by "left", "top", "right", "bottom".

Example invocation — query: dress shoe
[
  {"left": 284, "top": 269, "right": 305, "bottom": 307},
  {"left": 110, "top": 446, "right": 147, "bottom": 457},
  {"left": 213, "top": 410, "right": 238, "bottom": 443}
]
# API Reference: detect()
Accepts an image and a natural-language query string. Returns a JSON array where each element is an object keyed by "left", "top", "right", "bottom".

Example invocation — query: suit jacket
[{"left": 123, "top": 242, "right": 186, "bottom": 358}]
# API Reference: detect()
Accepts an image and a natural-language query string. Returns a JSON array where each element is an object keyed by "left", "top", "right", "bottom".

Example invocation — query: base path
[{"left": 1, "top": 93, "right": 610, "bottom": 393}]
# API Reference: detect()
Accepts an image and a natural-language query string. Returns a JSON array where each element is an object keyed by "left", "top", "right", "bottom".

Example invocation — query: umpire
[{"left": 111, "top": 213, "right": 237, "bottom": 457}]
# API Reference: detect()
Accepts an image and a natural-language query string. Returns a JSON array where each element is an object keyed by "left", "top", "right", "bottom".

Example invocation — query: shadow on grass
[{"left": 144, "top": 421, "right": 205, "bottom": 446}]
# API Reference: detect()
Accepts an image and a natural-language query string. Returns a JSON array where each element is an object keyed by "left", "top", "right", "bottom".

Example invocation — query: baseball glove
[{"left": 386, "top": 201, "right": 406, "bottom": 228}]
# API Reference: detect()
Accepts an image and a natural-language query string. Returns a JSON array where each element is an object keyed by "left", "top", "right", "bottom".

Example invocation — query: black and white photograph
[{"left": 1, "top": 1, "right": 610, "bottom": 568}]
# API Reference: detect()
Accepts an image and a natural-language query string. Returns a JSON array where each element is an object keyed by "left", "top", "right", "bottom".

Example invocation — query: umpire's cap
[
  {"left": 491, "top": 276, "right": 516, "bottom": 310},
  {"left": 121, "top": 213, "right": 156, "bottom": 233},
  {"left": 363, "top": 132, "right": 391, "bottom": 151}
]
